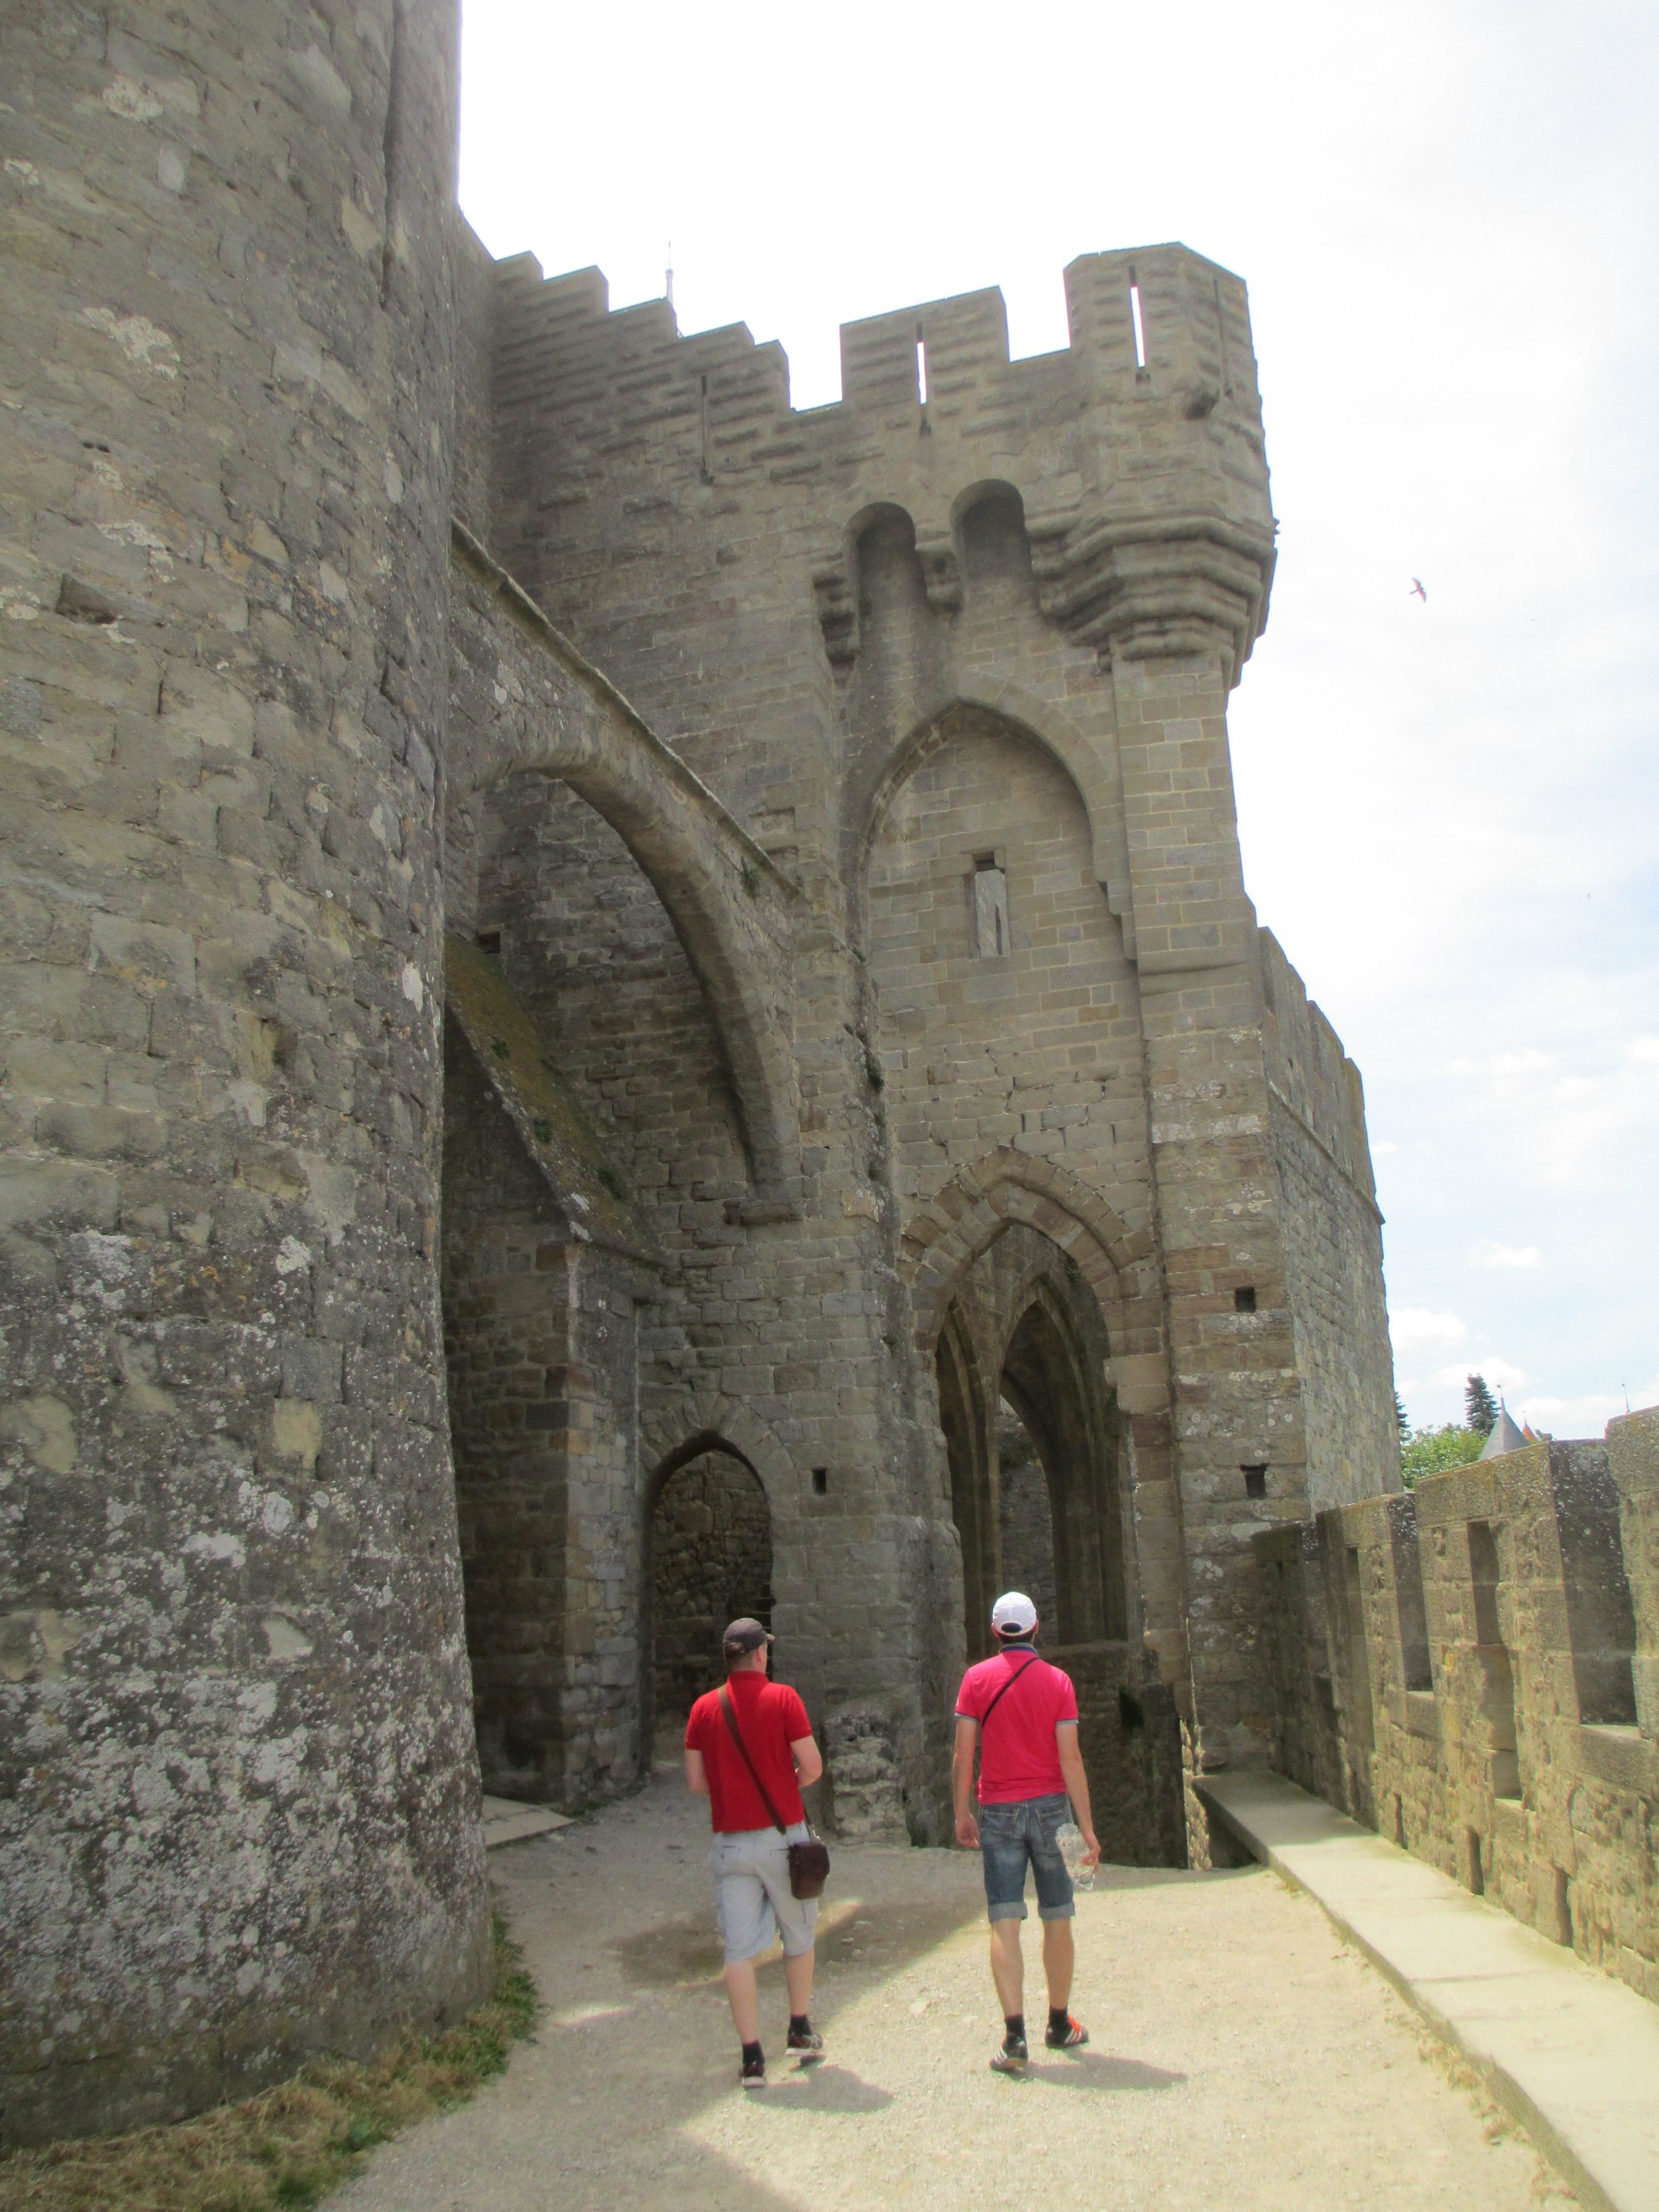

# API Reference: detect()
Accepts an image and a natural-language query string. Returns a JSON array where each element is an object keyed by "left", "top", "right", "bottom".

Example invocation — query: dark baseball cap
[{"left": 722, "top": 1617, "right": 774, "bottom": 1655}]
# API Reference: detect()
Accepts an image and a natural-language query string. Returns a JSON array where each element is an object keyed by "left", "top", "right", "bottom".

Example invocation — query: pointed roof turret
[{"left": 1479, "top": 1401, "right": 1530, "bottom": 1459}]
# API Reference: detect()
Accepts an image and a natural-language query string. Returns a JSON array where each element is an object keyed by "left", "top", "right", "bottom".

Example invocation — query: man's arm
[
  {"left": 1056, "top": 1722, "right": 1100, "bottom": 1871},
  {"left": 791, "top": 1734, "right": 824, "bottom": 1787},
  {"left": 952, "top": 1715, "right": 980, "bottom": 1847},
  {"left": 684, "top": 1746, "right": 709, "bottom": 1796}
]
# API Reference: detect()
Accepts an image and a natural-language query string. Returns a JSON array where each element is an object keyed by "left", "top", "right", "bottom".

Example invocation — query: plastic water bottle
[{"left": 1056, "top": 1819, "right": 1094, "bottom": 1892}]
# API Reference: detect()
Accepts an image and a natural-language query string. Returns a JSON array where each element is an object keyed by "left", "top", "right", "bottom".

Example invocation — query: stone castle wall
[
  {"left": 1258, "top": 930, "right": 1398, "bottom": 1510},
  {"left": 2, "top": 0, "right": 1409, "bottom": 2143},
  {"left": 463, "top": 236, "right": 1394, "bottom": 1795},
  {"left": 1255, "top": 1408, "right": 1659, "bottom": 2004},
  {"left": 0, "top": 0, "right": 492, "bottom": 2141}
]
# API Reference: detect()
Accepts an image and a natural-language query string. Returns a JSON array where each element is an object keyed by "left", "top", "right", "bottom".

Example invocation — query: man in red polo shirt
[
  {"left": 685, "top": 1617, "right": 825, "bottom": 2090},
  {"left": 954, "top": 1590, "right": 1101, "bottom": 2074}
]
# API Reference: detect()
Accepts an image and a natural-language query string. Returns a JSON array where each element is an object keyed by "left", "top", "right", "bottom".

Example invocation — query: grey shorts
[
  {"left": 979, "top": 1792, "right": 1076, "bottom": 1922},
  {"left": 708, "top": 1824, "right": 820, "bottom": 1965}
]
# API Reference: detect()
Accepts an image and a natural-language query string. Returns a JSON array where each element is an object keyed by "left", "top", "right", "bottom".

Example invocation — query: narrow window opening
[
  {"left": 1551, "top": 1867, "right": 1573, "bottom": 1946},
  {"left": 1469, "top": 1519, "right": 1521, "bottom": 1798},
  {"left": 1233, "top": 1285, "right": 1257, "bottom": 1313},
  {"left": 1243, "top": 1464, "right": 1267, "bottom": 1500},
  {"left": 811, "top": 1467, "right": 829, "bottom": 1497},
  {"left": 971, "top": 853, "right": 1010, "bottom": 959},
  {"left": 916, "top": 326, "right": 929, "bottom": 406},
  {"left": 474, "top": 927, "right": 502, "bottom": 956},
  {"left": 1393, "top": 1496, "right": 1434, "bottom": 1693},
  {"left": 1467, "top": 1827, "right": 1486, "bottom": 1895},
  {"left": 1128, "top": 275, "right": 1148, "bottom": 372}
]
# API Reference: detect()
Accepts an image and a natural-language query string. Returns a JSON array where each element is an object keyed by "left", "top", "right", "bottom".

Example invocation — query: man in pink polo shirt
[{"left": 954, "top": 1590, "right": 1101, "bottom": 2075}]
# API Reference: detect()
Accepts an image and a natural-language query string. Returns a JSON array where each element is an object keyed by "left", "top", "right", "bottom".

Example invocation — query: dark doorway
[{"left": 649, "top": 1447, "right": 773, "bottom": 1755}]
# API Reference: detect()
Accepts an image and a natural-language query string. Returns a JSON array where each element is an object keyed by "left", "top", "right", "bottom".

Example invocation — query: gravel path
[{"left": 337, "top": 1771, "right": 1576, "bottom": 2212}]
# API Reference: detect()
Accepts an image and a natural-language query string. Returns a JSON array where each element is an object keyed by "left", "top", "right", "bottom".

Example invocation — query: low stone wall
[{"left": 1256, "top": 1408, "right": 1659, "bottom": 2002}]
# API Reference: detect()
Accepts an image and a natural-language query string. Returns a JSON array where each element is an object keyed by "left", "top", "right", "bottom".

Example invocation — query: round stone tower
[{"left": 0, "top": 1, "right": 490, "bottom": 2141}]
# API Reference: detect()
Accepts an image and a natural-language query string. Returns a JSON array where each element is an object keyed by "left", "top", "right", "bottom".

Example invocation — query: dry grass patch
[{"left": 2, "top": 1917, "right": 537, "bottom": 2212}]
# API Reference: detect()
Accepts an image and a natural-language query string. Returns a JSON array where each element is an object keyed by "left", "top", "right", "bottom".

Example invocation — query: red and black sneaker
[{"left": 1044, "top": 2013, "right": 1089, "bottom": 2050}]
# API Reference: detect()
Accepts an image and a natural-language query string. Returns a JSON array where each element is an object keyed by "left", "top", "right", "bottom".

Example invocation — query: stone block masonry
[
  {"left": 0, "top": 0, "right": 491, "bottom": 2143},
  {"left": 1256, "top": 1409, "right": 1659, "bottom": 2005},
  {"left": 2, "top": 0, "right": 1406, "bottom": 2144}
]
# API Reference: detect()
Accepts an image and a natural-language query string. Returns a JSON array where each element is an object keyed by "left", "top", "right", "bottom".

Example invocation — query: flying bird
[{"left": 1408, "top": 577, "right": 1428, "bottom": 602}]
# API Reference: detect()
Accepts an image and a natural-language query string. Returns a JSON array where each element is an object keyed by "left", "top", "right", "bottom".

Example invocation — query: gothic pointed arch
[
  {"left": 854, "top": 684, "right": 1122, "bottom": 903},
  {"left": 900, "top": 1148, "right": 1163, "bottom": 1401},
  {"left": 446, "top": 525, "right": 800, "bottom": 1208}
]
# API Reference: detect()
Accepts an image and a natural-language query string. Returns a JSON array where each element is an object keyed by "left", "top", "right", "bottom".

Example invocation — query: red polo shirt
[
  {"left": 956, "top": 1647, "right": 1078, "bottom": 1804},
  {"left": 685, "top": 1671, "right": 812, "bottom": 1833}
]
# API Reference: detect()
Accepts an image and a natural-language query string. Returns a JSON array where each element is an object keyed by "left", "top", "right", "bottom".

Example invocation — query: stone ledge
[
  {"left": 1574, "top": 1723, "right": 1658, "bottom": 1797},
  {"left": 481, "top": 1797, "right": 573, "bottom": 1850},
  {"left": 1197, "top": 1767, "right": 1659, "bottom": 2212}
]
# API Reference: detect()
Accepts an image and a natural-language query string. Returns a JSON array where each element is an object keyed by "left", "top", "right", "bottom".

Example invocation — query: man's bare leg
[
  {"left": 989, "top": 1918, "right": 1025, "bottom": 2016},
  {"left": 783, "top": 1946, "right": 815, "bottom": 2018},
  {"left": 723, "top": 1957, "right": 761, "bottom": 2044},
  {"left": 1042, "top": 1918, "right": 1074, "bottom": 2013}
]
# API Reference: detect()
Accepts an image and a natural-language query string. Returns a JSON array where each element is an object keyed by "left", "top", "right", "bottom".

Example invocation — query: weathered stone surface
[
  {"left": 2, "top": 0, "right": 1406, "bottom": 2144},
  {"left": 0, "top": 0, "right": 491, "bottom": 2145},
  {"left": 1257, "top": 1419, "right": 1659, "bottom": 2005}
]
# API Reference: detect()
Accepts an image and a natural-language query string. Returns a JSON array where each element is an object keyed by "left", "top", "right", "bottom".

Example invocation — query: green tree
[
  {"left": 1394, "top": 1390, "right": 1409, "bottom": 1440},
  {"left": 1400, "top": 1423, "right": 1486, "bottom": 1488},
  {"left": 1465, "top": 1372, "right": 1498, "bottom": 1435}
]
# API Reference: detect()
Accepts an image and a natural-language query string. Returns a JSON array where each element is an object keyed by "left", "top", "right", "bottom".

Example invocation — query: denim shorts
[
  {"left": 979, "top": 1793, "right": 1075, "bottom": 1922},
  {"left": 708, "top": 1824, "right": 820, "bottom": 1964}
]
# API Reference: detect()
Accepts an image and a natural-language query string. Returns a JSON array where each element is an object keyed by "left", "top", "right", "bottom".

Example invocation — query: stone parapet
[{"left": 1256, "top": 1420, "right": 1659, "bottom": 2005}]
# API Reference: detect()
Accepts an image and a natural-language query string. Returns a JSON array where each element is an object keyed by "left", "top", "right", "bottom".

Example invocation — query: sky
[{"left": 458, "top": 0, "right": 1659, "bottom": 1439}]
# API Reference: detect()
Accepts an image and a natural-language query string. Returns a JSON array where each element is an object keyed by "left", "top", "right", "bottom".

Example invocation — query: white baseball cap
[{"left": 990, "top": 1591, "right": 1038, "bottom": 1636}]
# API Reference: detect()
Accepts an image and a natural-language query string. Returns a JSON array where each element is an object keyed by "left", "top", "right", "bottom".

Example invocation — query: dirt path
[{"left": 336, "top": 1771, "right": 1575, "bottom": 2212}]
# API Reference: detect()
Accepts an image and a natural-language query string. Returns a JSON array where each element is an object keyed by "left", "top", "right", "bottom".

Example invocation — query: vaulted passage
[
  {"left": 648, "top": 1445, "right": 774, "bottom": 1753},
  {"left": 932, "top": 1223, "right": 1185, "bottom": 1864},
  {"left": 935, "top": 1226, "right": 1126, "bottom": 1654}
]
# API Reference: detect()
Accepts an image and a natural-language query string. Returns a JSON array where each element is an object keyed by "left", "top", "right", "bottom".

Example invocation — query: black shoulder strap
[
  {"left": 720, "top": 1687, "right": 788, "bottom": 1834},
  {"left": 976, "top": 1653, "right": 1044, "bottom": 1730}
]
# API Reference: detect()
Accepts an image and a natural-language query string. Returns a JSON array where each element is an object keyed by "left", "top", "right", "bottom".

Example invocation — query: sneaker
[
  {"left": 740, "top": 2053, "right": 767, "bottom": 2090},
  {"left": 990, "top": 2033, "right": 1029, "bottom": 2075},
  {"left": 1045, "top": 2013, "right": 1089, "bottom": 2050},
  {"left": 786, "top": 2022, "right": 825, "bottom": 2065}
]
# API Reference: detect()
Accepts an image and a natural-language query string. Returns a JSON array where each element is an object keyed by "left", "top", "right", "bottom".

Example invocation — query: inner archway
[
  {"left": 649, "top": 1447, "right": 774, "bottom": 1753},
  {"left": 927, "top": 1220, "right": 1185, "bottom": 1865},
  {"left": 933, "top": 1226, "right": 1126, "bottom": 1655},
  {"left": 1001, "top": 1293, "right": 1126, "bottom": 1645},
  {"left": 996, "top": 1394, "right": 1058, "bottom": 1633}
]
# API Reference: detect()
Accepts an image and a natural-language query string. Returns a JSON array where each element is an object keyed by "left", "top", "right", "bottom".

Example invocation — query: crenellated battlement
[{"left": 484, "top": 241, "right": 1277, "bottom": 686}]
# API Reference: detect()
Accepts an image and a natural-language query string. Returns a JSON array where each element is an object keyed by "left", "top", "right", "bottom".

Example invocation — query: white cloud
[
  {"left": 1391, "top": 1308, "right": 1467, "bottom": 1351},
  {"left": 1469, "top": 1240, "right": 1542, "bottom": 1270},
  {"left": 1517, "top": 1392, "right": 1613, "bottom": 1434},
  {"left": 1451, "top": 1049, "right": 1556, "bottom": 1079},
  {"left": 1373, "top": 1139, "right": 1401, "bottom": 1156},
  {"left": 1627, "top": 1037, "right": 1659, "bottom": 1067},
  {"left": 1436, "top": 1355, "right": 1526, "bottom": 1391}
]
